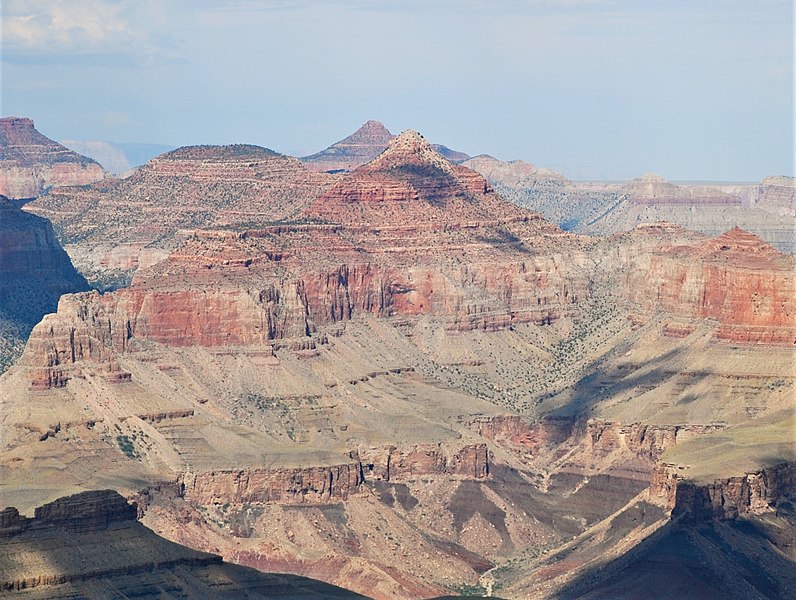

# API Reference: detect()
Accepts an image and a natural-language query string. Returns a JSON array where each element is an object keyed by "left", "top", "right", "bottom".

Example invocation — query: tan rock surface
[{"left": 0, "top": 117, "right": 105, "bottom": 199}]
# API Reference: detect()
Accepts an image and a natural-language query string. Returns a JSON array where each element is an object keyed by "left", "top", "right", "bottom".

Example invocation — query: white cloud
[{"left": 1, "top": 0, "right": 177, "bottom": 62}]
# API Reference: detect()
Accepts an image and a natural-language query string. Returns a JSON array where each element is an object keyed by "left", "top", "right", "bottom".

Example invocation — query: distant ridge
[{"left": 302, "top": 120, "right": 469, "bottom": 172}]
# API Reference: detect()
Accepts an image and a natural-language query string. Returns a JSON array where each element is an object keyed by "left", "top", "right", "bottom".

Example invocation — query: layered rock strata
[
  {"left": 652, "top": 462, "right": 796, "bottom": 522},
  {"left": 621, "top": 226, "right": 796, "bottom": 344},
  {"left": 25, "top": 144, "right": 336, "bottom": 285},
  {"left": 0, "top": 117, "right": 105, "bottom": 198},
  {"left": 302, "top": 120, "right": 468, "bottom": 173}
]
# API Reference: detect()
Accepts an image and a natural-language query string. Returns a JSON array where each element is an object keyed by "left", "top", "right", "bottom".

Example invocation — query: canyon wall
[
  {"left": 620, "top": 226, "right": 796, "bottom": 344},
  {"left": 652, "top": 462, "right": 796, "bottom": 522}
]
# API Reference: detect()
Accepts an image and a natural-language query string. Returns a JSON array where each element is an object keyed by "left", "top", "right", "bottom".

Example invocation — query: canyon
[
  {"left": 0, "top": 197, "right": 89, "bottom": 373},
  {"left": 0, "top": 122, "right": 793, "bottom": 598}
]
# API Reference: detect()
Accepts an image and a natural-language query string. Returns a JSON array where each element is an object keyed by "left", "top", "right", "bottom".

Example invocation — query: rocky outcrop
[
  {"left": 181, "top": 462, "right": 363, "bottom": 505},
  {"left": 468, "top": 415, "right": 576, "bottom": 455},
  {"left": 0, "top": 490, "right": 366, "bottom": 598},
  {"left": 33, "top": 490, "right": 138, "bottom": 532},
  {"left": 583, "top": 420, "right": 728, "bottom": 462},
  {"left": 179, "top": 444, "right": 488, "bottom": 506},
  {"left": 621, "top": 227, "right": 796, "bottom": 344},
  {"left": 652, "top": 462, "right": 796, "bottom": 522},
  {"left": 359, "top": 443, "right": 489, "bottom": 481},
  {"left": 0, "top": 117, "right": 105, "bottom": 198},
  {"left": 0, "top": 490, "right": 136, "bottom": 538},
  {"left": 302, "top": 120, "right": 469, "bottom": 173}
]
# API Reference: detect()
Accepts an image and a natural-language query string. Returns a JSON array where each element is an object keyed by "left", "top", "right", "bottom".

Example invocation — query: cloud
[{"left": 1, "top": 0, "right": 179, "bottom": 64}]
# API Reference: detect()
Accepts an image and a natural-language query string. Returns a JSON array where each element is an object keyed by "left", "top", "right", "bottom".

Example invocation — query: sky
[{"left": 1, "top": 0, "right": 793, "bottom": 181}]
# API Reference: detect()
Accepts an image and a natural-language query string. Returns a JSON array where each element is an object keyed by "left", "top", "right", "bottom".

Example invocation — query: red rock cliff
[{"left": 622, "top": 227, "right": 796, "bottom": 344}]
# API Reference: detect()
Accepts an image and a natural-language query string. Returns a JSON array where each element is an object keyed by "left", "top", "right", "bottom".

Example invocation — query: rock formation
[
  {"left": 302, "top": 120, "right": 468, "bottom": 173},
  {"left": 0, "top": 117, "right": 105, "bottom": 198},
  {"left": 621, "top": 226, "right": 796, "bottom": 344},
  {"left": 3, "top": 126, "right": 795, "bottom": 599},
  {"left": 0, "top": 197, "right": 89, "bottom": 373},
  {"left": 0, "top": 489, "right": 368, "bottom": 598},
  {"left": 25, "top": 144, "right": 336, "bottom": 287}
]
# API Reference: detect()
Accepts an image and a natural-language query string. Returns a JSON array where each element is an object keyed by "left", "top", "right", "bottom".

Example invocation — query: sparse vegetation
[{"left": 116, "top": 434, "right": 137, "bottom": 459}]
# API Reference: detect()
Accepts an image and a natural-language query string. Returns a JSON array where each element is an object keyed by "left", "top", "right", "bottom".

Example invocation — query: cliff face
[
  {"left": 0, "top": 490, "right": 366, "bottom": 598},
  {"left": 181, "top": 462, "right": 363, "bottom": 505},
  {"left": 621, "top": 227, "right": 796, "bottom": 344},
  {"left": 0, "top": 117, "right": 105, "bottom": 198},
  {"left": 0, "top": 198, "right": 89, "bottom": 373},
  {"left": 179, "top": 444, "right": 488, "bottom": 506},
  {"left": 652, "top": 462, "right": 796, "bottom": 522}
]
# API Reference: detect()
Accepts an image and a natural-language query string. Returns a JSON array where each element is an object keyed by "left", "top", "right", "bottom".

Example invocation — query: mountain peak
[{"left": 367, "top": 129, "right": 452, "bottom": 174}]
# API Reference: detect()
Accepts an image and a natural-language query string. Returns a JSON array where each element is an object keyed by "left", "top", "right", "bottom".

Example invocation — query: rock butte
[
  {"left": 302, "top": 119, "right": 469, "bottom": 173},
  {"left": 0, "top": 117, "right": 105, "bottom": 199},
  {"left": 2, "top": 125, "right": 795, "bottom": 598}
]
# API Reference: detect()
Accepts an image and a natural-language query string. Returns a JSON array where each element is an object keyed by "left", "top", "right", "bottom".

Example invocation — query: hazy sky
[{"left": 2, "top": 0, "right": 793, "bottom": 180}]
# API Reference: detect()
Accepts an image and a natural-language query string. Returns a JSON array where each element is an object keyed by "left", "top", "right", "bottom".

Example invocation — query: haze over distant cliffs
[
  {"left": 465, "top": 155, "right": 796, "bottom": 253},
  {"left": 61, "top": 140, "right": 176, "bottom": 175},
  {"left": 0, "top": 117, "right": 105, "bottom": 198}
]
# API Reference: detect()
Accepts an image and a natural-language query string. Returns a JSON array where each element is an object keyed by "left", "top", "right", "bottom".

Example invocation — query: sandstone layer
[{"left": 0, "top": 117, "right": 105, "bottom": 199}]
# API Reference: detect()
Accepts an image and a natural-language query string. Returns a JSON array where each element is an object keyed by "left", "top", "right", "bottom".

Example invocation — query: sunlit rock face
[{"left": 0, "top": 117, "right": 105, "bottom": 199}]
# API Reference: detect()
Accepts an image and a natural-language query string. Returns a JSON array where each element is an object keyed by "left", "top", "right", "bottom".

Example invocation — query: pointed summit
[
  {"left": 365, "top": 129, "right": 454, "bottom": 174},
  {"left": 302, "top": 121, "right": 469, "bottom": 173},
  {"left": 302, "top": 128, "right": 538, "bottom": 229},
  {"left": 301, "top": 120, "right": 395, "bottom": 172},
  {"left": 346, "top": 120, "right": 393, "bottom": 143}
]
